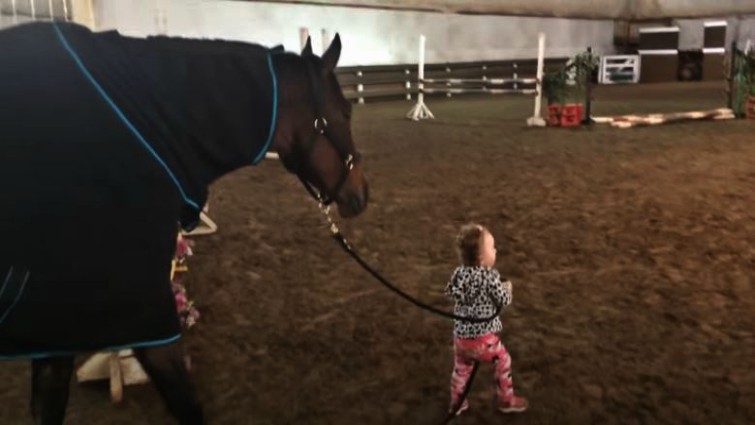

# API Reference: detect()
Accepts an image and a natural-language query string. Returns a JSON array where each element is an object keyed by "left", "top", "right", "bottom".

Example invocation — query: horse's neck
[
  {"left": 121, "top": 34, "right": 279, "bottom": 183},
  {"left": 66, "top": 23, "right": 279, "bottom": 186}
]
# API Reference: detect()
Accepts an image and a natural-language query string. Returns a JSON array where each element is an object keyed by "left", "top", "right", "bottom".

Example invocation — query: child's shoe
[
  {"left": 449, "top": 400, "right": 469, "bottom": 416},
  {"left": 498, "top": 395, "right": 528, "bottom": 413}
]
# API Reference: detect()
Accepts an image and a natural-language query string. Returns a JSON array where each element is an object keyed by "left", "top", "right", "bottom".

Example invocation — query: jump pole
[
  {"left": 406, "top": 34, "right": 435, "bottom": 121},
  {"left": 526, "top": 32, "right": 547, "bottom": 127}
]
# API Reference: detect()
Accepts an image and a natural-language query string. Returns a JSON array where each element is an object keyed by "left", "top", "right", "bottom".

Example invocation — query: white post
[
  {"left": 154, "top": 0, "right": 167, "bottom": 35},
  {"left": 321, "top": 28, "right": 330, "bottom": 54},
  {"left": 406, "top": 34, "right": 435, "bottom": 121},
  {"left": 527, "top": 32, "right": 547, "bottom": 127},
  {"left": 69, "top": 0, "right": 96, "bottom": 29},
  {"left": 49, "top": 0, "right": 54, "bottom": 19},
  {"left": 418, "top": 34, "right": 426, "bottom": 93},
  {"left": 299, "top": 27, "right": 309, "bottom": 51},
  {"left": 61, "top": 0, "right": 68, "bottom": 21},
  {"left": 30, "top": 0, "right": 37, "bottom": 20},
  {"left": 11, "top": 0, "right": 18, "bottom": 24}
]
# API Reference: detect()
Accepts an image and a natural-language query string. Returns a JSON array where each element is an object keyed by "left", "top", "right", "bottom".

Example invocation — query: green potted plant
[
  {"left": 543, "top": 69, "right": 568, "bottom": 125},
  {"left": 744, "top": 49, "right": 755, "bottom": 119},
  {"left": 543, "top": 69, "right": 568, "bottom": 105},
  {"left": 561, "top": 50, "right": 600, "bottom": 127}
]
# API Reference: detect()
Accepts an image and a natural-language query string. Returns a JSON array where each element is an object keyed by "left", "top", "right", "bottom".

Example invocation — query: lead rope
[
  {"left": 317, "top": 203, "right": 486, "bottom": 423},
  {"left": 318, "top": 203, "right": 502, "bottom": 323}
]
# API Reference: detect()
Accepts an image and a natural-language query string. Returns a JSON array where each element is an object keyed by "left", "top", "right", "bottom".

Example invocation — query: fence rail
[
  {"left": 336, "top": 57, "right": 568, "bottom": 103},
  {"left": 0, "top": 0, "right": 70, "bottom": 23}
]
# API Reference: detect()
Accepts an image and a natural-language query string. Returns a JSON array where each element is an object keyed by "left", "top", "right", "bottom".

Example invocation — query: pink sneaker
[
  {"left": 498, "top": 395, "right": 528, "bottom": 413},
  {"left": 449, "top": 400, "right": 470, "bottom": 416}
]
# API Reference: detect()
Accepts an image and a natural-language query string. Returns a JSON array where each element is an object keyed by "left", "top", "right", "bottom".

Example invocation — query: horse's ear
[
  {"left": 321, "top": 33, "right": 341, "bottom": 73},
  {"left": 271, "top": 44, "right": 285, "bottom": 53},
  {"left": 301, "top": 36, "right": 313, "bottom": 56}
]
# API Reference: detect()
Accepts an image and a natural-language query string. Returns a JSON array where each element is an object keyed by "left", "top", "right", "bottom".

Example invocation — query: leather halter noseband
[{"left": 292, "top": 59, "right": 360, "bottom": 206}]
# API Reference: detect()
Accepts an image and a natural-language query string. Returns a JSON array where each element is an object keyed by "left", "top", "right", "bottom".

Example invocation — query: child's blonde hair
[{"left": 456, "top": 223, "right": 486, "bottom": 266}]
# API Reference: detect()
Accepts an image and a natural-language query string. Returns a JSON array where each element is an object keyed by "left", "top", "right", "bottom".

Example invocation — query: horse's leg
[
  {"left": 134, "top": 343, "right": 204, "bottom": 425},
  {"left": 30, "top": 355, "right": 75, "bottom": 425}
]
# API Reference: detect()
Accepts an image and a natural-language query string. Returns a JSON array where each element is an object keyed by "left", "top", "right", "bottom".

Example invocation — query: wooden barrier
[{"left": 335, "top": 54, "right": 567, "bottom": 106}]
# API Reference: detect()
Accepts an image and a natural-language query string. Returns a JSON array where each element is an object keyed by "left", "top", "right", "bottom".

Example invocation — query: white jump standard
[{"left": 407, "top": 32, "right": 547, "bottom": 127}]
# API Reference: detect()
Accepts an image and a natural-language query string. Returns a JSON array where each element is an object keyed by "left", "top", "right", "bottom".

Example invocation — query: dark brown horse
[{"left": 0, "top": 22, "right": 367, "bottom": 424}]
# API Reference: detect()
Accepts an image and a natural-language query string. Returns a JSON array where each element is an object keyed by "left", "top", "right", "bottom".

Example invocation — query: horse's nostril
[{"left": 349, "top": 194, "right": 361, "bottom": 213}]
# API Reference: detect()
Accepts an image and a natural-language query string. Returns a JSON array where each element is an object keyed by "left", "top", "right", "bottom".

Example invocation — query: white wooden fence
[{"left": 599, "top": 55, "right": 641, "bottom": 84}]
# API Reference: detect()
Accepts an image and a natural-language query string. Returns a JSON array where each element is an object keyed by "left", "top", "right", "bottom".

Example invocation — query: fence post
[
  {"left": 446, "top": 65, "right": 452, "bottom": 97},
  {"left": 512, "top": 63, "right": 519, "bottom": 91},
  {"left": 405, "top": 69, "right": 412, "bottom": 100},
  {"left": 356, "top": 70, "right": 365, "bottom": 105}
]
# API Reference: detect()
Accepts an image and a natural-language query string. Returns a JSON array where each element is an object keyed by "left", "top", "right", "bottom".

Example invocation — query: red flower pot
[
  {"left": 560, "top": 103, "right": 583, "bottom": 127},
  {"left": 547, "top": 104, "right": 562, "bottom": 126}
]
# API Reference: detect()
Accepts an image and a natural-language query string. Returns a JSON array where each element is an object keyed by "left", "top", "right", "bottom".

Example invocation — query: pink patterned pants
[{"left": 449, "top": 333, "right": 515, "bottom": 408}]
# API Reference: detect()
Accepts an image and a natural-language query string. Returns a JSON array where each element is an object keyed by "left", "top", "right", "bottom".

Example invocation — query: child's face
[{"left": 480, "top": 231, "right": 497, "bottom": 267}]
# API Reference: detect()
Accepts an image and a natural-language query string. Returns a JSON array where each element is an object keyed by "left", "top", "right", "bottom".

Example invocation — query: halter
[{"left": 293, "top": 59, "right": 361, "bottom": 206}]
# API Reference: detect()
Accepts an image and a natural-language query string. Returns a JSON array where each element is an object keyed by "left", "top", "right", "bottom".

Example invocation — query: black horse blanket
[{"left": 0, "top": 22, "right": 278, "bottom": 359}]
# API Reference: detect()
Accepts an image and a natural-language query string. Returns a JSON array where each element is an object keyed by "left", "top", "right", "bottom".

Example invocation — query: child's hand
[{"left": 503, "top": 280, "right": 513, "bottom": 305}]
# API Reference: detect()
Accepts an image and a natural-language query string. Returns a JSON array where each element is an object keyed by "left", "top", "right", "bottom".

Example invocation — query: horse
[{"left": 0, "top": 21, "right": 368, "bottom": 425}]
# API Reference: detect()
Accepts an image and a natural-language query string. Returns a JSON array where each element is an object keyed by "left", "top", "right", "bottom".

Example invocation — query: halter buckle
[{"left": 314, "top": 117, "right": 328, "bottom": 134}]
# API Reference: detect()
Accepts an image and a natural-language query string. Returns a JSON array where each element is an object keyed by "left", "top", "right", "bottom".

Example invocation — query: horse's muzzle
[{"left": 337, "top": 180, "right": 368, "bottom": 218}]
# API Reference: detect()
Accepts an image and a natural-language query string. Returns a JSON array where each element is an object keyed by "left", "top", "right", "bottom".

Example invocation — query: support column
[
  {"left": 702, "top": 21, "right": 727, "bottom": 81},
  {"left": 69, "top": 0, "right": 96, "bottom": 29}
]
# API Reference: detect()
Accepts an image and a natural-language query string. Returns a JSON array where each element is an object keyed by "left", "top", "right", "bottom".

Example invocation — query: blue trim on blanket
[
  {"left": 0, "top": 334, "right": 182, "bottom": 360},
  {"left": 0, "top": 271, "right": 29, "bottom": 326},
  {"left": 51, "top": 23, "right": 200, "bottom": 211},
  {"left": 252, "top": 52, "right": 279, "bottom": 165}
]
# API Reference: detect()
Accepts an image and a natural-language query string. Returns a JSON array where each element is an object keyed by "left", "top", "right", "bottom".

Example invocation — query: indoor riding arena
[{"left": 1, "top": 1, "right": 753, "bottom": 425}]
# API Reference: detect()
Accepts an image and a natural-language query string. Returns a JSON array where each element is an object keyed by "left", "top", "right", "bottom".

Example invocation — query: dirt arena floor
[{"left": 1, "top": 81, "right": 753, "bottom": 424}]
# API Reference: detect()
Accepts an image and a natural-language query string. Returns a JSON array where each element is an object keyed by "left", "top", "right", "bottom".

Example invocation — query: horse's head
[{"left": 271, "top": 34, "right": 368, "bottom": 218}]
